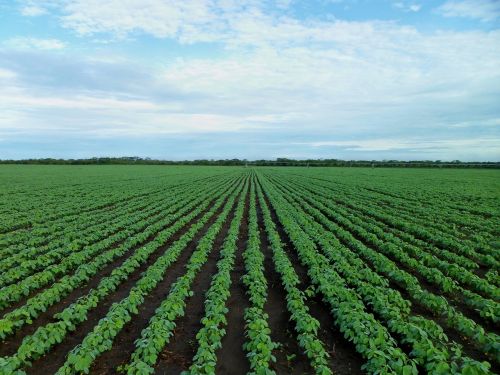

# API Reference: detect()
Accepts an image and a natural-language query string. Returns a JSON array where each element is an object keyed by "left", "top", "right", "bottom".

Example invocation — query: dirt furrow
[
  {"left": 153, "top": 194, "right": 240, "bottom": 374},
  {"left": 24, "top": 194, "right": 231, "bottom": 375},
  {"left": 254, "top": 198, "right": 311, "bottom": 374},
  {"left": 214, "top": 189, "right": 251, "bottom": 374},
  {"left": 258, "top": 183, "right": 364, "bottom": 375},
  {"left": 0, "top": 197, "right": 218, "bottom": 358}
]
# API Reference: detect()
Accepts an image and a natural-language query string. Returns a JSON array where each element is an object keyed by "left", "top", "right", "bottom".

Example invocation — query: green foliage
[{"left": 0, "top": 166, "right": 498, "bottom": 375}]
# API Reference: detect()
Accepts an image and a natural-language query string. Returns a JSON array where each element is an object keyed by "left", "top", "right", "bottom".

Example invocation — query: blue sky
[{"left": 0, "top": 0, "right": 499, "bottom": 161}]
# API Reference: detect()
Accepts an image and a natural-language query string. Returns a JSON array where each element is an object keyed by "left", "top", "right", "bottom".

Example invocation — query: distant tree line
[{"left": 0, "top": 157, "right": 498, "bottom": 168}]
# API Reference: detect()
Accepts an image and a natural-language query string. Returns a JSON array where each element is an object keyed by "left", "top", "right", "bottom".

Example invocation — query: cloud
[
  {"left": 300, "top": 138, "right": 500, "bottom": 153},
  {"left": 394, "top": 2, "right": 422, "bottom": 12},
  {"left": 286, "top": 137, "right": 500, "bottom": 160},
  {"left": 18, "top": 0, "right": 59, "bottom": 16},
  {"left": 2, "top": 0, "right": 500, "bottom": 160},
  {"left": 0, "top": 68, "right": 17, "bottom": 80},
  {"left": 20, "top": 5, "right": 48, "bottom": 16},
  {"left": 58, "top": 0, "right": 225, "bottom": 39},
  {"left": 25, "top": 0, "right": 339, "bottom": 45},
  {"left": 437, "top": 0, "right": 500, "bottom": 22},
  {"left": 2, "top": 37, "right": 66, "bottom": 50}
]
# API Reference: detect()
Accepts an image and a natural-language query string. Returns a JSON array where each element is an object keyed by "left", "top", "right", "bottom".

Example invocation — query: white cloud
[
  {"left": 160, "top": 27, "right": 500, "bottom": 115},
  {"left": 20, "top": 5, "right": 48, "bottom": 16},
  {"left": 3, "top": 1, "right": 500, "bottom": 159},
  {"left": 300, "top": 138, "right": 500, "bottom": 152},
  {"left": 275, "top": 0, "right": 293, "bottom": 9},
  {"left": 3, "top": 37, "right": 66, "bottom": 50},
  {"left": 437, "top": 0, "right": 500, "bottom": 22},
  {"left": 59, "top": 0, "right": 222, "bottom": 38},
  {"left": 448, "top": 118, "right": 500, "bottom": 128},
  {"left": 0, "top": 68, "right": 17, "bottom": 80},
  {"left": 2, "top": 23, "right": 498, "bottom": 155},
  {"left": 18, "top": 0, "right": 61, "bottom": 16},
  {"left": 289, "top": 138, "right": 500, "bottom": 160},
  {"left": 394, "top": 2, "right": 422, "bottom": 12},
  {"left": 0, "top": 90, "right": 264, "bottom": 138},
  {"left": 36, "top": 0, "right": 315, "bottom": 44},
  {"left": 0, "top": 92, "right": 158, "bottom": 111}
]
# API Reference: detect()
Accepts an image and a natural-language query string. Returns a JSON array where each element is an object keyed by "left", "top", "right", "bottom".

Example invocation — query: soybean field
[{"left": 0, "top": 165, "right": 499, "bottom": 375}]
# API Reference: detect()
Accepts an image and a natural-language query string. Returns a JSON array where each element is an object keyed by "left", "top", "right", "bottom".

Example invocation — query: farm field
[{"left": 0, "top": 165, "right": 499, "bottom": 375}]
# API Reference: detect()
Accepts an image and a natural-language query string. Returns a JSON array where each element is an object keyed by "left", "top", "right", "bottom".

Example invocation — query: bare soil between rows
[
  {"left": 257, "top": 178, "right": 364, "bottom": 375},
  {"left": 20, "top": 192, "right": 231, "bottom": 374}
]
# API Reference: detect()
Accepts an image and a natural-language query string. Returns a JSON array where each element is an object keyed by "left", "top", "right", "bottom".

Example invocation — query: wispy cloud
[
  {"left": 1, "top": 0, "right": 499, "bottom": 160},
  {"left": 18, "top": 0, "right": 56, "bottom": 16},
  {"left": 3, "top": 37, "right": 66, "bottom": 50},
  {"left": 0, "top": 68, "right": 17, "bottom": 80},
  {"left": 394, "top": 2, "right": 422, "bottom": 13},
  {"left": 20, "top": 5, "right": 48, "bottom": 16},
  {"left": 59, "top": 0, "right": 227, "bottom": 39},
  {"left": 437, "top": 0, "right": 500, "bottom": 22},
  {"left": 299, "top": 138, "right": 500, "bottom": 153}
]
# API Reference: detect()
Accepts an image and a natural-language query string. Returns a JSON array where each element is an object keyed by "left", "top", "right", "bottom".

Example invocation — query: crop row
[
  {"left": 241, "top": 180, "right": 277, "bottom": 374},
  {"left": 120, "top": 177, "right": 248, "bottom": 375},
  {"left": 271, "top": 175, "right": 499, "bottom": 318},
  {"left": 0, "top": 177, "right": 238, "bottom": 343},
  {"left": 263, "top": 175, "right": 492, "bottom": 373},
  {"left": 0, "top": 176, "right": 237, "bottom": 312}
]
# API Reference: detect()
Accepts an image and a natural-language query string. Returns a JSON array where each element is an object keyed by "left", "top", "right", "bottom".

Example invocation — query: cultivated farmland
[{"left": 0, "top": 165, "right": 498, "bottom": 375}]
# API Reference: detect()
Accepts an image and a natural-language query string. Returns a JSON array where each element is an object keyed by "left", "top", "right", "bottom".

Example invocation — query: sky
[{"left": 0, "top": 0, "right": 499, "bottom": 161}]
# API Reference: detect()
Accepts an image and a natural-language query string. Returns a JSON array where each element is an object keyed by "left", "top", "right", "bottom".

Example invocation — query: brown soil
[
  {"left": 23, "top": 193, "right": 231, "bottom": 375},
  {"left": 259, "top": 183, "right": 364, "bottom": 375},
  {"left": 9, "top": 173, "right": 495, "bottom": 375},
  {"left": 214, "top": 189, "right": 251, "bottom": 374},
  {"left": 2, "top": 179, "right": 236, "bottom": 323},
  {"left": 152, "top": 192, "right": 241, "bottom": 374},
  {"left": 0, "top": 197, "right": 217, "bottom": 358},
  {"left": 255, "top": 198, "right": 312, "bottom": 375},
  {"left": 0, "top": 199, "right": 183, "bottom": 316},
  {"left": 294, "top": 187, "right": 499, "bottom": 369},
  {"left": 406, "top": 288, "right": 500, "bottom": 373},
  {"left": 299, "top": 188, "right": 500, "bottom": 333}
]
